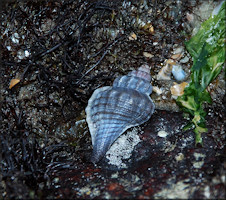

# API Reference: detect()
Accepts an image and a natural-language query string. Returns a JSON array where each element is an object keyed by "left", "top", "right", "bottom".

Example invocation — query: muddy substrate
[{"left": 1, "top": 109, "right": 225, "bottom": 199}]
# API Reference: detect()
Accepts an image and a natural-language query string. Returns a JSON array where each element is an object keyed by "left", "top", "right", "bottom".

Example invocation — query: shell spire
[
  {"left": 129, "top": 64, "right": 151, "bottom": 81},
  {"left": 86, "top": 64, "right": 155, "bottom": 163}
]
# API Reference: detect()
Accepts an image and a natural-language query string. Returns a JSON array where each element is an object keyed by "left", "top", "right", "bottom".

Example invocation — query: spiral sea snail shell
[{"left": 86, "top": 64, "right": 155, "bottom": 163}]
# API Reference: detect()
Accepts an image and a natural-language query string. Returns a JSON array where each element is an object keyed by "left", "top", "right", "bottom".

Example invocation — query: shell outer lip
[{"left": 85, "top": 86, "right": 111, "bottom": 146}]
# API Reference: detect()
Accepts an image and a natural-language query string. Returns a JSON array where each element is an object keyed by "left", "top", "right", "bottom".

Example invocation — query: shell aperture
[{"left": 85, "top": 64, "right": 155, "bottom": 163}]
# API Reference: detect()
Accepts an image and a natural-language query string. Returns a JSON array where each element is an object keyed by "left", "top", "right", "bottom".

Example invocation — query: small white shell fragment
[
  {"left": 157, "top": 130, "right": 168, "bottom": 138},
  {"left": 153, "top": 42, "right": 158, "bottom": 45},
  {"left": 17, "top": 49, "right": 25, "bottom": 60},
  {"left": 152, "top": 86, "right": 163, "bottom": 95},
  {"left": 143, "top": 52, "right": 154, "bottom": 58},
  {"left": 13, "top": 32, "right": 19, "bottom": 38},
  {"left": 24, "top": 50, "right": 30, "bottom": 57},
  {"left": 175, "top": 153, "right": 184, "bottom": 161},
  {"left": 17, "top": 50, "right": 30, "bottom": 59},
  {"left": 172, "top": 64, "right": 186, "bottom": 81},
  {"left": 193, "top": 160, "right": 204, "bottom": 169},
  {"left": 11, "top": 33, "right": 20, "bottom": 44},
  {"left": 6, "top": 46, "right": 12, "bottom": 51},
  {"left": 108, "top": 28, "right": 120, "bottom": 39}
]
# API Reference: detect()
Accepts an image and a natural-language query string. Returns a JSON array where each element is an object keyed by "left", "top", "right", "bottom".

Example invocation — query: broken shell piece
[
  {"left": 171, "top": 53, "right": 183, "bottom": 60},
  {"left": 139, "top": 21, "right": 154, "bottom": 33},
  {"left": 9, "top": 78, "right": 20, "bottom": 89},
  {"left": 11, "top": 33, "right": 20, "bottom": 44},
  {"left": 173, "top": 46, "right": 184, "bottom": 55},
  {"left": 171, "top": 46, "right": 184, "bottom": 60},
  {"left": 129, "top": 32, "right": 137, "bottom": 40},
  {"left": 157, "top": 65, "right": 171, "bottom": 80},
  {"left": 143, "top": 52, "right": 154, "bottom": 58},
  {"left": 157, "top": 59, "right": 175, "bottom": 80},
  {"left": 170, "top": 82, "right": 188, "bottom": 97},
  {"left": 143, "top": 23, "right": 154, "bottom": 33},
  {"left": 172, "top": 64, "right": 186, "bottom": 81},
  {"left": 175, "top": 153, "right": 184, "bottom": 162},
  {"left": 152, "top": 86, "right": 163, "bottom": 95}
]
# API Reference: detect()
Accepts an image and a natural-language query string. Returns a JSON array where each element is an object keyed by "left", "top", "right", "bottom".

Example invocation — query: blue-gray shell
[{"left": 86, "top": 64, "right": 155, "bottom": 163}]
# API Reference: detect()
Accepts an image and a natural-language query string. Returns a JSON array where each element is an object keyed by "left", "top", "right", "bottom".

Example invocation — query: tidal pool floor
[{"left": 0, "top": 0, "right": 225, "bottom": 199}]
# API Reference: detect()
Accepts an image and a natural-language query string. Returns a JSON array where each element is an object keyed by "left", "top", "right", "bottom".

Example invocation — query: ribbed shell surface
[
  {"left": 113, "top": 75, "right": 153, "bottom": 95},
  {"left": 86, "top": 65, "right": 155, "bottom": 163}
]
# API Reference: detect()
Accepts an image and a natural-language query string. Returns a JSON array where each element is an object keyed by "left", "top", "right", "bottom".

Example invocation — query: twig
[
  {"left": 40, "top": 42, "right": 63, "bottom": 57},
  {"left": 76, "top": 50, "right": 108, "bottom": 85},
  {"left": 76, "top": 35, "right": 124, "bottom": 84}
]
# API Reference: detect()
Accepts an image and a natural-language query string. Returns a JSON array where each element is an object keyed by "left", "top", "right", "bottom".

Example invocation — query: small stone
[
  {"left": 157, "top": 130, "right": 168, "bottom": 138},
  {"left": 175, "top": 153, "right": 184, "bottom": 161},
  {"left": 193, "top": 161, "right": 204, "bottom": 169},
  {"left": 180, "top": 56, "right": 189, "bottom": 63},
  {"left": 143, "top": 52, "right": 154, "bottom": 58},
  {"left": 173, "top": 46, "right": 184, "bottom": 54}
]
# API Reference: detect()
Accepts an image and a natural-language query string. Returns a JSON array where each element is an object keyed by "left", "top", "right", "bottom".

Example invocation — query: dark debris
[{"left": 0, "top": 0, "right": 225, "bottom": 199}]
